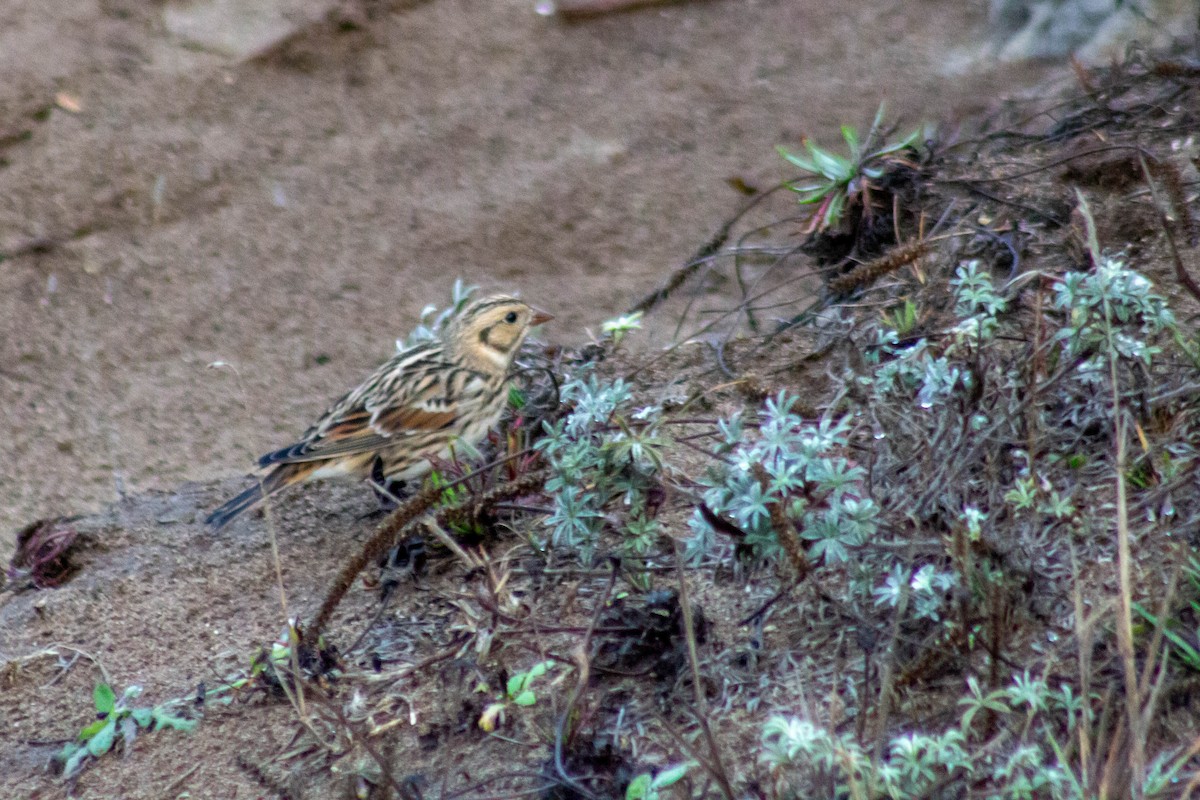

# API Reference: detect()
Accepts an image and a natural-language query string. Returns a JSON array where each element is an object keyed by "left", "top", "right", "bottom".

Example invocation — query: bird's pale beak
[{"left": 530, "top": 308, "right": 554, "bottom": 326}]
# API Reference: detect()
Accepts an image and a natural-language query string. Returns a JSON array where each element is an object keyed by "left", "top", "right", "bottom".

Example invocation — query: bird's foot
[{"left": 361, "top": 469, "right": 409, "bottom": 519}]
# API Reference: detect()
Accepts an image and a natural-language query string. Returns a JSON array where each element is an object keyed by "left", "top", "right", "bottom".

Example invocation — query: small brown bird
[{"left": 205, "top": 295, "right": 552, "bottom": 529}]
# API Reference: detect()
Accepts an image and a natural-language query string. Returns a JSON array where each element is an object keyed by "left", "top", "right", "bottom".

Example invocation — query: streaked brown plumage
[{"left": 205, "top": 295, "right": 551, "bottom": 529}]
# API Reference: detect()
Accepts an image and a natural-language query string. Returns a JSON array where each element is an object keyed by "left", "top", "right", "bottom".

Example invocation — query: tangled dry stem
[{"left": 308, "top": 468, "right": 551, "bottom": 640}]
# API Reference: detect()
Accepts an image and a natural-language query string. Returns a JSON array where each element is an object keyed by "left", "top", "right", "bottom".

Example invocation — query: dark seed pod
[{"left": 828, "top": 239, "right": 930, "bottom": 295}]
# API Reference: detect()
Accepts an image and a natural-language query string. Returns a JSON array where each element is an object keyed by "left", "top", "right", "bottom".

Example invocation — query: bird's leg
[{"left": 364, "top": 457, "right": 408, "bottom": 516}]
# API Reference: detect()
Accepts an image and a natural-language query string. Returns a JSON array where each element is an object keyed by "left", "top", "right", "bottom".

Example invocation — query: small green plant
[
  {"left": 625, "top": 763, "right": 691, "bottom": 800},
  {"left": 508, "top": 383, "right": 527, "bottom": 411},
  {"left": 761, "top": 672, "right": 1085, "bottom": 798},
  {"left": 1054, "top": 255, "right": 1174, "bottom": 366},
  {"left": 867, "top": 261, "right": 1008, "bottom": 412},
  {"left": 873, "top": 561, "right": 958, "bottom": 622},
  {"left": 479, "top": 660, "right": 556, "bottom": 732},
  {"left": 778, "top": 103, "right": 922, "bottom": 233},
  {"left": 601, "top": 310, "right": 644, "bottom": 346},
  {"left": 949, "top": 259, "right": 1007, "bottom": 345},
  {"left": 950, "top": 260, "right": 1007, "bottom": 319},
  {"left": 1133, "top": 555, "right": 1200, "bottom": 672},
  {"left": 538, "top": 374, "right": 667, "bottom": 564},
  {"left": 763, "top": 659, "right": 1195, "bottom": 797},
  {"left": 689, "top": 392, "right": 879, "bottom": 566},
  {"left": 1003, "top": 476, "right": 1076, "bottom": 522},
  {"left": 56, "top": 682, "right": 197, "bottom": 780},
  {"left": 882, "top": 298, "right": 918, "bottom": 336},
  {"left": 761, "top": 714, "right": 973, "bottom": 799},
  {"left": 428, "top": 468, "right": 487, "bottom": 536}
]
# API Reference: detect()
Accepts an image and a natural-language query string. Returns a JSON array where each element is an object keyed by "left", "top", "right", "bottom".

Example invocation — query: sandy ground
[{"left": 0, "top": 0, "right": 1060, "bottom": 547}]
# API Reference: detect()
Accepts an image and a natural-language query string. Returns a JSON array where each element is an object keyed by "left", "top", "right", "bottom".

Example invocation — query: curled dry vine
[{"left": 307, "top": 468, "right": 551, "bottom": 641}]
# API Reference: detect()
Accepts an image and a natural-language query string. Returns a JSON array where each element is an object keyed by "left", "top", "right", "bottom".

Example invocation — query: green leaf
[
  {"left": 841, "top": 124, "right": 860, "bottom": 160},
  {"left": 1133, "top": 603, "right": 1200, "bottom": 669},
  {"left": 61, "top": 746, "right": 90, "bottom": 780},
  {"left": 867, "top": 101, "right": 888, "bottom": 146},
  {"left": 776, "top": 145, "right": 818, "bottom": 174},
  {"left": 506, "top": 674, "right": 527, "bottom": 697},
  {"left": 512, "top": 689, "right": 537, "bottom": 706},
  {"left": 152, "top": 709, "right": 198, "bottom": 732},
  {"left": 823, "top": 192, "right": 848, "bottom": 228},
  {"left": 626, "top": 774, "right": 652, "bottom": 800},
  {"left": 86, "top": 718, "right": 117, "bottom": 757},
  {"left": 805, "top": 142, "right": 853, "bottom": 182},
  {"left": 528, "top": 661, "right": 550, "bottom": 679},
  {"left": 652, "top": 764, "right": 691, "bottom": 789},
  {"left": 78, "top": 718, "right": 109, "bottom": 739},
  {"left": 131, "top": 707, "right": 153, "bottom": 728},
  {"left": 794, "top": 185, "right": 833, "bottom": 205},
  {"left": 508, "top": 384, "right": 527, "bottom": 410},
  {"left": 1162, "top": 629, "right": 1200, "bottom": 668},
  {"left": 93, "top": 683, "right": 116, "bottom": 715},
  {"left": 881, "top": 127, "right": 922, "bottom": 154}
]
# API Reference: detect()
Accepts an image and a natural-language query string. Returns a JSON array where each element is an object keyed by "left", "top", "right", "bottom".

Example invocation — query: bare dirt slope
[{"left": 0, "top": 0, "right": 1059, "bottom": 541}]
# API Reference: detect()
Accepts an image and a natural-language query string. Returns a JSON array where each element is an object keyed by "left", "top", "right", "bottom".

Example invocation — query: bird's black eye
[{"left": 504, "top": 311, "right": 518, "bottom": 324}]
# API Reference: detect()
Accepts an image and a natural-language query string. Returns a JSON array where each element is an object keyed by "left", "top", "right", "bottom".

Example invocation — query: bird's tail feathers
[
  {"left": 204, "top": 482, "right": 264, "bottom": 530},
  {"left": 204, "top": 463, "right": 313, "bottom": 530}
]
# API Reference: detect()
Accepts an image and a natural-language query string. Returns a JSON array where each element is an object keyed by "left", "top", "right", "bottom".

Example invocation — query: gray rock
[{"left": 987, "top": 0, "right": 1198, "bottom": 61}]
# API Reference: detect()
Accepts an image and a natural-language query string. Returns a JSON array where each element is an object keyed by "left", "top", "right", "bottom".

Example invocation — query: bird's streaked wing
[{"left": 258, "top": 348, "right": 462, "bottom": 466}]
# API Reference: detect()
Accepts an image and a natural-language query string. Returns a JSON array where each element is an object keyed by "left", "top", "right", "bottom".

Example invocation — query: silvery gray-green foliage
[
  {"left": 761, "top": 715, "right": 974, "bottom": 799},
  {"left": 756, "top": 255, "right": 1192, "bottom": 798},
  {"left": 952, "top": 259, "right": 1008, "bottom": 320},
  {"left": 1049, "top": 255, "right": 1178, "bottom": 461},
  {"left": 867, "top": 260, "right": 1006, "bottom": 410},
  {"left": 863, "top": 255, "right": 1178, "bottom": 520},
  {"left": 689, "top": 256, "right": 1177, "bottom": 579},
  {"left": 399, "top": 278, "right": 479, "bottom": 349},
  {"left": 1042, "top": 256, "right": 1178, "bottom": 436},
  {"left": 760, "top": 671, "right": 1116, "bottom": 799},
  {"left": 538, "top": 373, "right": 665, "bottom": 560},
  {"left": 764, "top": 691, "right": 1185, "bottom": 800},
  {"left": 688, "top": 393, "right": 879, "bottom": 565},
  {"left": 1054, "top": 255, "right": 1174, "bottom": 365},
  {"left": 873, "top": 562, "right": 958, "bottom": 622}
]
